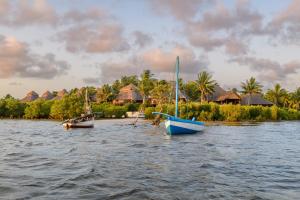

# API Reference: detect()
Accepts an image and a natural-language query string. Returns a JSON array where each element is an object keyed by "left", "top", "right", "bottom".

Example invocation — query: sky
[{"left": 0, "top": 0, "right": 300, "bottom": 98}]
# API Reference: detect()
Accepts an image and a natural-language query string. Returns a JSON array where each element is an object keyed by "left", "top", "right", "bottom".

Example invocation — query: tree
[
  {"left": 288, "top": 87, "right": 300, "bottom": 110},
  {"left": 195, "top": 71, "right": 217, "bottom": 103},
  {"left": 150, "top": 80, "right": 171, "bottom": 104},
  {"left": 24, "top": 99, "right": 53, "bottom": 119},
  {"left": 138, "top": 70, "right": 154, "bottom": 104},
  {"left": 241, "top": 77, "right": 263, "bottom": 105},
  {"left": 0, "top": 98, "right": 7, "bottom": 117},
  {"left": 120, "top": 75, "right": 139, "bottom": 87},
  {"left": 50, "top": 93, "right": 84, "bottom": 120},
  {"left": 96, "top": 84, "right": 114, "bottom": 103},
  {"left": 5, "top": 97, "right": 25, "bottom": 118},
  {"left": 182, "top": 81, "right": 200, "bottom": 101},
  {"left": 265, "top": 84, "right": 287, "bottom": 107},
  {"left": 112, "top": 80, "right": 121, "bottom": 94}
]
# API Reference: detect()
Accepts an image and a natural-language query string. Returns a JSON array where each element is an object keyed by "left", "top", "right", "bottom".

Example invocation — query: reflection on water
[{"left": 0, "top": 119, "right": 300, "bottom": 199}]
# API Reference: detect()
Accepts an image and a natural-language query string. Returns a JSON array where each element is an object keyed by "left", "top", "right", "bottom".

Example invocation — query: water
[{"left": 0, "top": 119, "right": 299, "bottom": 200}]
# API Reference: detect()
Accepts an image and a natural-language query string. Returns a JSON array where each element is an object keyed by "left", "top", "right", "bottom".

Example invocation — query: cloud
[
  {"left": 269, "top": 0, "right": 300, "bottom": 28},
  {"left": 0, "top": 0, "right": 58, "bottom": 26},
  {"left": 224, "top": 37, "right": 248, "bottom": 56},
  {"left": 56, "top": 23, "right": 129, "bottom": 53},
  {"left": 133, "top": 31, "right": 153, "bottom": 48},
  {"left": 0, "top": 35, "right": 70, "bottom": 79},
  {"left": 230, "top": 56, "right": 300, "bottom": 82},
  {"left": 267, "top": 0, "right": 300, "bottom": 44},
  {"left": 150, "top": 0, "right": 211, "bottom": 22},
  {"left": 98, "top": 58, "right": 141, "bottom": 83},
  {"left": 185, "top": 1, "right": 262, "bottom": 52},
  {"left": 83, "top": 77, "right": 101, "bottom": 85},
  {"left": 9, "top": 82, "right": 22, "bottom": 86},
  {"left": 97, "top": 45, "right": 208, "bottom": 83},
  {"left": 187, "top": 33, "right": 225, "bottom": 51},
  {"left": 142, "top": 45, "right": 207, "bottom": 74},
  {"left": 62, "top": 8, "right": 108, "bottom": 24}
]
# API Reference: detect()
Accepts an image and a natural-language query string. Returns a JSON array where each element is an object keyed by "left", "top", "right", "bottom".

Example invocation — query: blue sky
[{"left": 0, "top": 0, "right": 299, "bottom": 98}]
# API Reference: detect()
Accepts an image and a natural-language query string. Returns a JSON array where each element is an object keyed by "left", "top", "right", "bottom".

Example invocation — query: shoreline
[{"left": 1, "top": 118, "right": 299, "bottom": 124}]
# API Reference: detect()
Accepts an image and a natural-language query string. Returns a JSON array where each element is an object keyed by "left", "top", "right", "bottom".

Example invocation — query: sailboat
[
  {"left": 153, "top": 56, "right": 205, "bottom": 135},
  {"left": 62, "top": 89, "right": 94, "bottom": 128}
]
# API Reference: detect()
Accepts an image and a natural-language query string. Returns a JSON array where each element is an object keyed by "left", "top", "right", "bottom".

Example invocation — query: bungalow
[
  {"left": 216, "top": 91, "right": 241, "bottom": 104},
  {"left": 40, "top": 91, "right": 54, "bottom": 100},
  {"left": 113, "top": 84, "right": 143, "bottom": 105},
  {"left": 207, "top": 85, "right": 227, "bottom": 102},
  {"left": 208, "top": 85, "right": 273, "bottom": 106},
  {"left": 241, "top": 93, "right": 273, "bottom": 106},
  {"left": 54, "top": 89, "right": 68, "bottom": 100},
  {"left": 21, "top": 91, "right": 39, "bottom": 102}
]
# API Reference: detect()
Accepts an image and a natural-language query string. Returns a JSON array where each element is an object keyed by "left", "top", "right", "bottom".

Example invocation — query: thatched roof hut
[
  {"left": 41, "top": 91, "right": 54, "bottom": 100},
  {"left": 21, "top": 91, "right": 39, "bottom": 102},
  {"left": 207, "top": 85, "right": 226, "bottom": 102},
  {"left": 113, "top": 84, "right": 142, "bottom": 105},
  {"left": 241, "top": 93, "right": 273, "bottom": 106},
  {"left": 216, "top": 91, "right": 241, "bottom": 104},
  {"left": 55, "top": 89, "right": 68, "bottom": 100}
]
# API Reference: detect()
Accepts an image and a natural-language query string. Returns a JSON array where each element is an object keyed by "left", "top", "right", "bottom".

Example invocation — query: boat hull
[
  {"left": 63, "top": 121, "right": 94, "bottom": 129},
  {"left": 165, "top": 119, "right": 205, "bottom": 135}
]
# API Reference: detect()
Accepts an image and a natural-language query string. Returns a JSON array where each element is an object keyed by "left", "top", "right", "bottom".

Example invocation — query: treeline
[
  {"left": 1, "top": 93, "right": 300, "bottom": 121},
  {"left": 145, "top": 103, "right": 300, "bottom": 121},
  {"left": 1, "top": 70, "right": 300, "bottom": 121},
  {"left": 0, "top": 93, "right": 135, "bottom": 120}
]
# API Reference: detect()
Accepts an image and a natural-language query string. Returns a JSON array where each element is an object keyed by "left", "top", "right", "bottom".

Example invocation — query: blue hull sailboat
[{"left": 153, "top": 56, "right": 205, "bottom": 135}]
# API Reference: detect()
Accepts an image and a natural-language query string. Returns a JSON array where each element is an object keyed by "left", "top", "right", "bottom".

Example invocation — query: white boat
[
  {"left": 62, "top": 114, "right": 94, "bottom": 128},
  {"left": 126, "top": 111, "right": 145, "bottom": 118},
  {"left": 62, "top": 89, "right": 94, "bottom": 129},
  {"left": 153, "top": 56, "right": 205, "bottom": 135}
]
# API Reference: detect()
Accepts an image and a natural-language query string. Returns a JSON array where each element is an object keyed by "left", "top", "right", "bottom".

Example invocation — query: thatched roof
[
  {"left": 170, "top": 89, "right": 188, "bottom": 100},
  {"left": 207, "top": 85, "right": 226, "bottom": 101},
  {"left": 22, "top": 91, "right": 39, "bottom": 102},
  {"left": 41, "top": 91, "right": 54, "bottom": 100},
  {"left": 116, "top": 84, "right": 142, "bottom": 101},
  {"left": 216, "top": 91, "right": 241, "bottom": 102},
  {"left": 55, "top": 89, "right": 68, "bottom": 100},
  {"left": 241, "top": 93, "right": 273, "bottom": 106}
]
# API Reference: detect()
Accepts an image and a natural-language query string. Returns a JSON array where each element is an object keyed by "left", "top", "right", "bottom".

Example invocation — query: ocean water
[{"left": 0, "top": 119, "right": 299, "bottom": 200}]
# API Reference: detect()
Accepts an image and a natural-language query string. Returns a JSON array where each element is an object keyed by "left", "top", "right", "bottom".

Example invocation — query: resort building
[
  {"left": 215, "top": 91, "right": 241, "bottom": 104},
  {"left": 21, "top": 91, "right": 39, "bottom": 102},
  {"left": 54, "top": 89, "right": 68, "bottom": 100},
  {"left": 241, "top": 94, "right": 273, "bottom": 106},
  {"left": 208, "top": 85, "right": 273, "bottom": 106},
  {"left": 113, "top": 84, "right": 143, "bottom": 105},
  {"left": 40, "top": 91, "right": 54, "bottom": 100},
  {"left": 207, "top": 85, "right": 227, "bottom": 102}
]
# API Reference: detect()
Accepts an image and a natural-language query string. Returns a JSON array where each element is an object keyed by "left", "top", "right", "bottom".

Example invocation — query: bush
[
  {"left": 271, "top": 106, "right": 278, "bottom": 120},
  {"left": 24, "top": 99, "right": 53, "bottom": 119},
  {"left": 125, "top": 103, "right": 140, "bottom": 112},
  {"left": 92, "top": 103, "right": 127, "bottom": 118},
  {"left": 144, "top": 107, "right": 155, "bottom": 119},
  {"left": 220, "top": 104, "right": 242, "bottom": 121}
]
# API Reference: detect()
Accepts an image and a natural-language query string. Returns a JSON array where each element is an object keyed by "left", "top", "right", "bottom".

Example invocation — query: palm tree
[
  {"left": 241, "top": 77, "right": 263, "bottom": 105},
  {"left": 96, "top": 84, "right": 113, "bottom": 103},
  {"left": 195, "top": 71, "right": 217, "bottom": 103},
  {"left": 150, "top": 80, "right": 171, "bottom": 105},
  {"left": 138, "top": 70, "right": 154, "bottom": 104},
  {"left": 289, "top": 87, "right": 300, "bottom": 110},
  {"left": 265, "top": 83, "right": 287, "bottom": 106}
]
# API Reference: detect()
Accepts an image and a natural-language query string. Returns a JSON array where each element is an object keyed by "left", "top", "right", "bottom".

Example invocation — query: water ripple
[{"left": 0, "top": 119, "right": 299, "bottom": 199}]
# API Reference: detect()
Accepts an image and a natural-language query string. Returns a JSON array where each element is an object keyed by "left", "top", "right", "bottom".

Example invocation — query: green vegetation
[
  {"left": 196, "top": 71, "right": 217, "bottom": 103},
  {"left": 145, "top": 103, "right": 300, "bottom": 121},
  {"left": 0, "top": 70, "right": 299, "bottom": 122}
]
